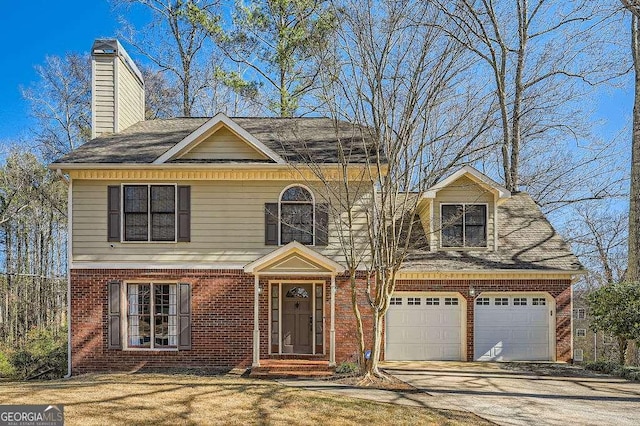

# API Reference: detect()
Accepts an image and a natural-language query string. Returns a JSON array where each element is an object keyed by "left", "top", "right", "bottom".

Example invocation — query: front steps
[{"left": 249, "top": 359, "right": 335, "bottom": 379}]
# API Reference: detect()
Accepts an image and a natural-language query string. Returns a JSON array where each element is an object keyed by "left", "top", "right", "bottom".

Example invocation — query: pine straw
[{"left": 0, "top": 373, "right": 489, "bottom": 425}]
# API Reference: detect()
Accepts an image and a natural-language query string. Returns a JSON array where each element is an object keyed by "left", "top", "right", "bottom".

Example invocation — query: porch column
[
  {"left": 330, "top": 274, "right": 336, "bottom": 366},
  {"left": 252, "top": 274, "right": 260, "bottom": 367}
]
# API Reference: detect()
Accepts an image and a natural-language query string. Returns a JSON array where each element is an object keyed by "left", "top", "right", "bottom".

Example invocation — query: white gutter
[
  {"left": 56, "top": 169, "right": 72, "bottom": 378},
  {"left": 48, "top": 162, "right": 380, "bottom": 171}
]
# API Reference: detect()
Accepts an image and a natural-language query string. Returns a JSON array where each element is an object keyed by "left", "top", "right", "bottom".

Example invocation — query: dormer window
[
  {"left": 441, "top": 204, "right": 487, "bottom": 248},
  {"left": 280, "top": 186, "right": 314, "bottom": 245}
]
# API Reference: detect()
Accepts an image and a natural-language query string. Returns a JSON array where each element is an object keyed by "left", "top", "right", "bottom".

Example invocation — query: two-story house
[{"left": 51, "top": 40, "right": 583, "bottom": 374}]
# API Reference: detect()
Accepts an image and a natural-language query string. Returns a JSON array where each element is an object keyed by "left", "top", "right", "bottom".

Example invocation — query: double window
[
  {"left": 441, "top": 204, "right": 487, "bottom": 248},
  {"left": 108, "top": 184, "right": 190, "bottom": 243},
  {"left": 127, "top": 283, "right": 177, "bottom": 349},
  {"left": 107, "top": 281, "right": 191, "bottom": 351},
  {"left": 123, "top": 185, "right": 176, "bottom": 242}
]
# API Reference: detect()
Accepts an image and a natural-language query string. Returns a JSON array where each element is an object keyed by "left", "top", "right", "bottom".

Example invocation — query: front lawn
[{"left": 0, "top": 373, "right": 486, "bottom": 425}]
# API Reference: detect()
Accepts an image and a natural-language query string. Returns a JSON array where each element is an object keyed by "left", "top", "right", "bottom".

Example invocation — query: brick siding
[{"left": 70, "top": 270, "right": 571, "bottom": 373}]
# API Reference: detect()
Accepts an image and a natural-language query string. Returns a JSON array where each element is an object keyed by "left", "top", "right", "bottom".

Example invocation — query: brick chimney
[{"left": 91, "top": 39, "right": 145, "bottom": 138}]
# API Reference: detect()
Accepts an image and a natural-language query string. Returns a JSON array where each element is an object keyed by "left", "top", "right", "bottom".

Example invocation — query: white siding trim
[
  {"left": 70, "top": 262, "right": 246, "bottom": 270},
  {"left": 113, "top": 57, "right": 120, "bottom": 133},
  {"left": 91, "top": 59, "right": 97, "bottom": 139}
]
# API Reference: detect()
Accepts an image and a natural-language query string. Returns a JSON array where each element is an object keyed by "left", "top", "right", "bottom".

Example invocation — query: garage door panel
[
  {"left": 386, "top": 294, "right": 463, "bottom": 361},
  {"left": 474, "top": 295, "right": 551, "bottom": 361}
]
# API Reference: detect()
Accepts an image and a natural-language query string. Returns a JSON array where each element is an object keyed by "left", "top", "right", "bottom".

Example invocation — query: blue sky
[
  {"left": 0, "top": 0, "right": 633, "bottom": 150},
  {"left": 0, "top": 0, "right": 148, "bottom": 144}
]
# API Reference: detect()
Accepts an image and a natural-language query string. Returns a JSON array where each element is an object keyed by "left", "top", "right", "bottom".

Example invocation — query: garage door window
[
  {"left": 390, "top": 297, "right": 402, "bottom": 305},
  {"left": 513, "top": 297, "right": 527, "bottom": 306},
  {"left": 445, "top": 297, "right": 459, "bottom": 306},
  {"left": 407, "top": 297, "right": 421, "bottom": 305},
  {"left": 494, "top": 297, "right": 509, "bottom": 306},
  {"left": 425, "top": 297, "right": 440, "bottom": 305},
  {"left": 476, "top": 297, "right": 490, "bottom": 305},
  {"left": 532, "top": 298, "right": 546, "bottom": 306}
]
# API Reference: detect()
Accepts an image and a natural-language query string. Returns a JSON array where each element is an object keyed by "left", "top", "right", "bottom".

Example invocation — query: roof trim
[
  {"left": 244, "top": 241, "right": 346, "bottom": 274},
  {"left": 424, "top": 165, "right": 511, "bottom": 200},
  {"left": 153, "top": 112, "right": 286, "bottom": 165}
]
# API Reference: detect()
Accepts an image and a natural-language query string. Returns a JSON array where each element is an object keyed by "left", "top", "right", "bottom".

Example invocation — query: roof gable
[
  {"left": 244, "top": 241, "right": 346, "bottom": 274},
  {"left": 425, "top": 166, "right": 511, "bottom": 201},
  {"left": 178, "top": 125, "right": 270, "bottom": 161},
  {"left": 154, "top": 113, "right": 285, "bottom": 164}
]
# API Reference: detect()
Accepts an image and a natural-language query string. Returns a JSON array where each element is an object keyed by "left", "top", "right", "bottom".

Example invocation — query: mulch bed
[{"left": 321, "top": 372, "right": 419, "bottom": 391}]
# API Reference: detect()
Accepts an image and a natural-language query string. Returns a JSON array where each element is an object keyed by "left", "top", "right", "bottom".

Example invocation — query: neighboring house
[
  {"left": 572, "top": 288, "right": 622, "bottom": 363},
  {"left": 51, "top": 40, "right": 583, "bottom": 374}
]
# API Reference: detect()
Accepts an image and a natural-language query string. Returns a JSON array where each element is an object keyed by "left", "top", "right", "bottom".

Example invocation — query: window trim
[
  {"left": 120, "top": 183, "right": 178, "bottom": 243},
  {"left": 575, "top": 308, "right": 586, "bottom": 320},
  {"left": 575, "top": 328, "right": 587, "bottom": 337},
  {"left": 278, "top": 184, "right": 316, "bottom": 246},
  {"left": 440, "top": 203, "right": 489, "bottom": 248},
  {"left": 122, "top": 280, "right": 179, "bottom": 351}
]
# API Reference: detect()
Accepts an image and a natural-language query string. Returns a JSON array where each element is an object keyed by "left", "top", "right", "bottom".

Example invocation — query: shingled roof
[
  {"left": 53, "top": 117, "right": 375, "bottom": 164},
  {"left": 403, "top": 192, "right": 583, "bottom": 272}
]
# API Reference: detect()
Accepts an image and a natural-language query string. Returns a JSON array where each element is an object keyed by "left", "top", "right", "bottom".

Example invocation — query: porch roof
[{"left": 244, "top": 241, "right": 346, "bottom": 275}]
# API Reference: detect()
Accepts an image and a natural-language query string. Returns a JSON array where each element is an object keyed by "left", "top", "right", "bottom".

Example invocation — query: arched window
[{"left": 280, "top": 185, "right": 314, "bottom": 245}]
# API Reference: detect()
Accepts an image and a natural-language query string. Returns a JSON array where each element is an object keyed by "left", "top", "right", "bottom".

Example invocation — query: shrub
[
  {"left": 0, "top": 350, "right": 15, "bottom": 378},
  {"left": 335, "top": 362, "right": 359, "bottom": 375},
  {"left": 585, "top": 361, "right": 640, "bottom": 382},
  {"left": 9, "top": 327, "right": 67, "bottom": 380}
]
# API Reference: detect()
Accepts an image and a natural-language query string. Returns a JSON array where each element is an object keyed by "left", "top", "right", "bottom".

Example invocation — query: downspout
[{"left": 57, "top": 169, "right": 72, "bottom": 378}]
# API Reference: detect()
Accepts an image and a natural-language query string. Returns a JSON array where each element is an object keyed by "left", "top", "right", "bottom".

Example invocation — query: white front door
[
  {"left": 474, "top": 294, "right": 552, "bottom": 361},
  {"left": 385, "top": 293, "right": 464, "bottom": 361}
]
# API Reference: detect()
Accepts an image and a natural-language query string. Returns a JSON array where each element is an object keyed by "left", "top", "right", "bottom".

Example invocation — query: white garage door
[
  {"left": 386, "top": 294, "right": 463, "bottom": 361},
  {"left": 474, "top": 294, "right": 551, "bottom": 361}
]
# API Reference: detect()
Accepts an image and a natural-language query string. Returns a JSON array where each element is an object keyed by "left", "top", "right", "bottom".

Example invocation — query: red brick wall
[
  {"left": 70, "top": 269, "right": 255, "bottom": 374},
  {"left": 70, "top": 270, "right": 572, "bottom": 373}
]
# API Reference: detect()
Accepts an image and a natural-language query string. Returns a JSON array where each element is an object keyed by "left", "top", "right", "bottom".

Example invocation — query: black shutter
[
  {"left": 177, "top": 186, "right": 191, "bottom": 242},
  {"left": 265, "top": 203, "right": 278, "bottom": 245},
  {"left": 315, "top": 203, "right": 329, "bottom": 246},
  {"left": 178, "top": 283, "right": 191, "bottom": 350},
  {"left": 107, "top": 186, "right": 121, "bottom": 242},
  {"left": 108, "top": 281, "right": 122, "bottom": 349}
]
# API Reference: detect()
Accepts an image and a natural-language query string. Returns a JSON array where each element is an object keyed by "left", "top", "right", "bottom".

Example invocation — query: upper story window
[
  {"left": 264, "top": 185, "right": 328, "bottom": 247},
  {"left": 441, "top": 204, "right": 487, "bottom": 248},
  {"left": 123, "top": 185, "right": 176, "bottom": 242},
  {"left": 280, "top": 185, "right": 314, "bottom": 245}
]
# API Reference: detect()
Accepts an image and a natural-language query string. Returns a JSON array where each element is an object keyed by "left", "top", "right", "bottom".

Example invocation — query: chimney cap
[{"left": 91, "top": 39, "right": 143, "bottom": 86}]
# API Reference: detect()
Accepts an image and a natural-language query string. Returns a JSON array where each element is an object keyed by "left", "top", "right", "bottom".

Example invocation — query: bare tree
[
  {"left": 0, "top": 149, "right": 67, "bottom": 346},
  {"left": 436, "top": 0, "right": 628, "bottom": 204},
  {"left": 21, "top": 54, "right": 91, "bottom": 160},
  {"left": 115, "top": 0, "right": 224, "bottom": 116},
  {"left": 620, "top": 1, "right": 640, "bottom": 284},
  {"left": 294, "top": 0, "right": 494, "bottom": 380},
  {"left": 568, "top": 204, "right": 627, "bottom": 287}
]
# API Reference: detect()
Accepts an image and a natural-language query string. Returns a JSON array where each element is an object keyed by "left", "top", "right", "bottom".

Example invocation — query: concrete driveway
[{"left": 383, "top": 361, "right": 640, "bottom": 426}]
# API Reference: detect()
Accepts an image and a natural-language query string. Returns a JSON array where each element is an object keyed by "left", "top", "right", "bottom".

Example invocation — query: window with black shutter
[
  {"left": 266, "top": 185, "right": 329, "bottom": 246},
  {"left": 122, "top": 184, "right": 177, "bottom": 242}
]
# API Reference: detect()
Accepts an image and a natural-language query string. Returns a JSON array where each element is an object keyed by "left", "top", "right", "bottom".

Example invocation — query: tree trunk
[
  {"left": 629, "top": 14, "right": 640, "bottom": 284},
  {"left": 618, "top": 337, "right": 628, "bottom": 366},
  {"left": 349, "top": 272, "right": 366, "bottom": 369}
]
